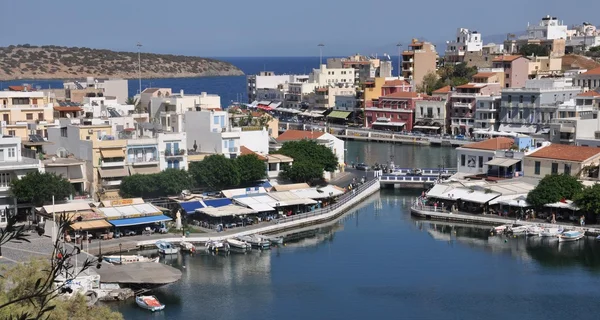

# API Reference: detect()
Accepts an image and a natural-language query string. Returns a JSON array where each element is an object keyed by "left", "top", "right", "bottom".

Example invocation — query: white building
[
  {"left": 285, "top": 82, "right": 318, "bottom": 109},
  {"left": 522, "top": 15, "right": 568, "bottom": 40},
  {"left": 247, "top": 71, "right": 309, "bottom": 103},
  {"left": 126, "top": 129, "right": 188, "bottom": 174},
  {"left": 184, "top": 110, "right": 240, "bottom": 159},
  {"left": 567, "top": 23, "right": 600, "bottom": 50},
  {"left": 150, "top": 90, "right": 221, "bottom": 127},
  {"left": 239, "top": 128, "right": 270, "bottom": 155},
  {"left": 309, "top": 64, "right": 356, "bottom": 86},
  {"left": 63, "top": 77, "right": 128, "bottom": 104},
  {"left": 445, "top": 28, "right": 483, "bottom": 63},
  {"left": 334, "top": 95, "right": 358, "bottom": 111},
  {"left": 81, "top": 96, "right": 135, "bottom": 118}
]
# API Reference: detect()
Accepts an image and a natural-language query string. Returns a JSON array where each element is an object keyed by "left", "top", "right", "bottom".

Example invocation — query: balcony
[
  {"left": 128, "top": 156, "right": 159, "bottom": 165},
  {"left": 453, "top": 102, "right": 473, "bottom": 109},
  {"left": 228, "top": 147, "right": 239, "bottom": 153},
  {"left": 101, "top": 159, "right": 125, "bottom": 167},
  {"left": 12, "top": 104, "right": 40, "bottom": 109},
  {"left": 101, "top": 180, "right": 121, "bottom": 187},
  {"left": 452, "top": 92, "right": 478, "bottom": 98},
  {"left": 165, "top": 149, "right": 186, "bottom": 157}
]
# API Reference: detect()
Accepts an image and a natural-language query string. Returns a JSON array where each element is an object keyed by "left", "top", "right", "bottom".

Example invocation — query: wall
[
  {"left": 413, "top": 49, "right": 437, "bottom": 88},
  {"left": 318, "top": 133, "right": 345, "bottom": 165},
  {"left": 509, "top": 58, "right": 529, "bottom": 88},
  {"left": 523, "top": 157, "right": 590, "bottom": 178},
  {"left": 100, "top": 79, "right": 128, "bottom": 104},
  {"left": 239, "top": 129, "right": 269, "bottom": 155},
  {"left": 456, "top": 148, "right": 496, "bottom": 174}
]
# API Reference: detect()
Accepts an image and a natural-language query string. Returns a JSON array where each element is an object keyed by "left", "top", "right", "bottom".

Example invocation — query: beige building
[
  {"left": 527, "top": 56, "right": 562, "bottom": 77},
  {"left": 402, "top": 39, "right": 438, "bottom": 88},
  {"left": 139, "top": 88, "right": 173, "bottom": 115},
  {"left": 523, "top": 144, "right": 600, "bottom": 178},
  {"left": 0, "top": 86, "right": 56, "bottom": 139}
]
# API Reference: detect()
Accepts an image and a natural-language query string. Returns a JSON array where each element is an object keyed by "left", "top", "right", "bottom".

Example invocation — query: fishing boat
[
  {"left": 156, "top": 240, "right": 179, "bottom": 255},
  {"left": 238, "top": 235, "right": 270, "bottom": 250},
  {"left": 136, "top": 295, "right": 165, "bottom": 312},
  {"left": 261, "top": 235, "right": 284, "bottom": 245},
  {"left": 180, "top": 241, "right": 196, "bottom": 253},
  {"left": 205, "top": 240, "right": 230, "bottom": 253},
  {"left": 558, "top": 230, "right": 585, "bottom": 242},
  {"left": 226, "top": 238, "right": 250, "bottom": 251},
  {"left": 540, "top": 227, "right": 563, "bottom": 237},
  {"left": 491, "top": 224, "right": 512, "bottom": 234},
  {"left": 526, "top": 226, "right": 544, "bottom": 236},
  {"left": 507, "top": 225, "right": 528, "bottom": 235},
  {"left": 103, "top": 255, "right": 159, "bottom": 264}
]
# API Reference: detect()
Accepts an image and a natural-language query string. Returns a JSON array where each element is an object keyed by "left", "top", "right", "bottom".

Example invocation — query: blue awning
[
  {"left": 180, "top": 201, "right": 203, "bottom": 214},
  {"left": 109, "top": 215, "right": 172, "bottom": 227},
  {"left": 202, "top": 198, "right": 232, "bottom": 208}
]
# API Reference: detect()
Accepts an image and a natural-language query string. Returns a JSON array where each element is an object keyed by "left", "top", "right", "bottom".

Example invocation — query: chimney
[{"left": 180, "top": 89, "right": 184, "bottom": 96}]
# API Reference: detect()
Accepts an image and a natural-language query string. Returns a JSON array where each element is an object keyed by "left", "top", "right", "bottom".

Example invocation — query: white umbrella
[
  {"left": 175, "top": 210, "right": 182, "bottom": 229},
  {"left": 499, "top": 195, "right": 530, "bottom": 207}
]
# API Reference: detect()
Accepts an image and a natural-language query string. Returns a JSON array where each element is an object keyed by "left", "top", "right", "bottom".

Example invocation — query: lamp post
[
  {"left": 396, "top": 43, "right": 403, "bottom": 79},
  {"left": 119, "top": 243, "right": 122, "bottom": 265},
  {"left": 318, "top": 43, "right": 325, "bottom": 66},
  {"left": 137, "top": 42, "right": 143, "bottom": 95}
]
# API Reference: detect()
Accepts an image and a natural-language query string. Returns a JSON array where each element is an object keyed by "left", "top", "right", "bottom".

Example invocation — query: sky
[{"left": 1, "top": 0, "right": 600, "bottom": 57}]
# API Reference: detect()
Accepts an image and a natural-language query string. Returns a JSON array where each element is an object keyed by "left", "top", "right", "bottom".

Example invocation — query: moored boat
[
  {"left": 238, "top": 235, "right": 270, "bottom": 250},
  {"left": 205, "top": 240, "right": 230, "bottom": 253},
  {"left": 540, "top": 227, "right": 563, "bottom": 237},
  {"left": 156, "top": 240, "right": 179, "bottom": 255},
  {"left": 507, "top": 225, "right": 528, "bottom": 235},
  {"left": 136, "top": 295, "right": 165, "bottom": 312},
  {"left": 558, "top": 230, "right": 585, "bottom": 242},
  {"left": 180, "top": 241, "right": 196, "bottom": 253},
  {"left": 226, "top": 238, "right": 250, "bottom": 251},
  {"left": 491, "top": 224, "right": 512, "bottom": 235},
  {"left": 261, "top": 235, "right": 284, "bottom": 245},
  {"left": 103, "top": 255, "right": 159, "bottom": 264},
  {"left": 526, "top": 226, "right": 544, "bottom": 236}
]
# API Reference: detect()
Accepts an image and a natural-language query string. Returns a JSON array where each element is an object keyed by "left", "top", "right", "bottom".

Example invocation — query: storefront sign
[{"left": 111, "top": 199, "right": 133, "bottom": 206}]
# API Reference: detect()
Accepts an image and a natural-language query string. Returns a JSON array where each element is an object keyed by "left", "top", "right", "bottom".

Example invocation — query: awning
[
  {"left": 180, "top": 201, "right": 203, "bottom": 215},
  {"left": 372, "top": 121, "right": 405, "bottom": 127},
  {"left": 489, "top": 194, "right": 528, "bottom": 205},
  {"left": 245, "top": 203, "right": 275, "bottom": 212},
  {"left": 258, "top": 105, "right": 273, "bottom": 111},
  {"left": 498, "top": 124, "right": 536, "bottom": 134},
  {"left": 426, "top": 184, "right": 456, "bottom": 199},
  {"left": 197, "top": 205, "right": 256, "bottom": 217},
  {"left": 98, "top": 167, "right": 129, "bottom": 178},
  {"left": 485, "top": 158, "right": 520, "bottom": 167},
  {"left": 459, "top": 191, "right": 501, "bottom": 204},
  {"left": 413, "top": 125, "right": 440, "bottom": 130},
  {"left": 70, "top": 219, "right": 112, "bottom": 230},
  {"left": 436, "top": 187, "right": 473, "bottom": 201},
  {"left": 100, "top": 149, "right": 125, "bottom": 158},
  {"left": 327, "top": 111, "right": 351, "bottom": 119},
  {"left": 130, "top": 165, "right": 160, "bottom": 175},
  {"left": 109, "top": 214, "right": 172, "bottom": 227}
]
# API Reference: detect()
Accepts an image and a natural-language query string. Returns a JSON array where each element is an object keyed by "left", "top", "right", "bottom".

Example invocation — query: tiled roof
[
  {"left": 456, "top": 83, "right": 487, "bottom": 89},
  {"left": 578, "top": 90, "right": 600, "bottom": 97},
  {"left": 462, "top": 137, "right": 514, "bottom": 151},
  {"left": 240, "top": 146, "right": 267, "bottom": 161},
  {"left": 473, "top": 72, "right": 496, "bottom": 78},
  {"left": 582, "top": 66, "right": 600, "bottom": 75},
  {"left": 527, "top": 144, "right": 600, "bottom": 162},
  {"left": 277, "top": 130, "right": 325, "bottom": 142},
  {"left": 492, "top": 55, "right": 524, "bottom": 62},
  {"left": 383, "top": 79, "right": 411, "bottom": 87},
  {"left": 432, "top": 85, "right": 452, "bottom": 94},
  {"left": 380, "top": 91, "right": 422, "bottom": 99}
]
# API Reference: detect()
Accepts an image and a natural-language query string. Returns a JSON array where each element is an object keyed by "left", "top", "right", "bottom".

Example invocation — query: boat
[
  {"left": 526, "top": 226, "right": 544, "bottom": 236},
  {"left": 156, "top": 240, "right": 179, "bottom": 255},
  {"left": 261, "top": 235, "right": 284, "bottom": 245},
  {"left": 491, "top": 224, "right": 512, "bottom": 234},
  {"left": 205, "top": 240, "right": 230, "bottom": 253},
  {"left": 558, "top": 230, "right": 585, "bottom": 242},
  {"left": 180, "top": 241, "right": 196, "bottom": 253},
  {"left": 507, "top": 225, "right": 528, "bottom": 235},
  {"left": 226, "top": 238, "right": 250, "bottom": 250},
  {"left": 237, "top": 235, "right": 270, "bottom": 250},
  {"left": 596, "top": 235, "right": 600, "bottom": 241},
  {"left": 540, "top": 227, "right": 563, "bottom": 237},
  {"left": 135, "top": 295, "right": 165, "bottom": 312},
  {"left": 103, "top": 255, "right": 159, "bottom": 264}
]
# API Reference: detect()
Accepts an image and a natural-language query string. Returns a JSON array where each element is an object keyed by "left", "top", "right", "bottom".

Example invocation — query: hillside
[{"left": 0, "top": 44, "right": 244, "bottom": 80}]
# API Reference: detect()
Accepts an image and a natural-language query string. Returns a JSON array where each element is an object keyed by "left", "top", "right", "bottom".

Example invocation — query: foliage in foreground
[
  {"left": 10, "top": 171, "right": 74, "bottom": 207},
  {"left": 274, "top": 140, "right": 338, "bottom": 183},
  {"left": 119, "top": 168, "right": 194, "bottom": 198},
  {"left": 574, "top": 184, "right": 600, "bottom": 215},
  {"left": 526, "top": 174, "right": 583, "bottom": 207}
]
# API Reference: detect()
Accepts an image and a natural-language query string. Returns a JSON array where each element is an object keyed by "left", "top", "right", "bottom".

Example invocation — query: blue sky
[{"left": 1, "top": 0, "right": 599, "bottom": 57}]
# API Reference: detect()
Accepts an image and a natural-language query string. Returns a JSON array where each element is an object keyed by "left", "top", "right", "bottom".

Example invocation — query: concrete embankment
[
  {"left": 411, "top": 206, "right": 600, "bottom": 236},
  {"left": 132, "top": 179, "right": 381, "bottom": 250}
]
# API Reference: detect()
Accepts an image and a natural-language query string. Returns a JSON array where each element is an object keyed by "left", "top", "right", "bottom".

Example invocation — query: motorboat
[
  {"left": 238, "top": 235, "right": 270, "bottom": 250},
  {"left": 205, "top": 240, "right": 230, "bottom": 253},
  {"left": 156, "top": 240, "right": 179, "bottom": 255},
  {"left": 226, "top": 238, "right": 250, "bottom": 251},
  {"left": 103, "top": 255, "right": 159, "bottom": 264},
  {"left": 261, "top": 235, "right": 284, "bottom": 245},
  {"left": 180, "top": 241, "right": 196, "bottom": 253},
  {"left": 558, "top": 230, "right": 585, "bottom": 242},
  {"left": 491, "top": 224, "right": 512, "bottom": 234},
  {"left": 507, "top": 225, "right": 528, "bottom": 235},
  {"left": 136, "top": 295, "right": 165, "bottom": 312},
  {"left": 526, "top": 226, "right": 544, "bottom": 236},
  {"left": 540, "top": 227, "right": 563, "bottom": 237}
]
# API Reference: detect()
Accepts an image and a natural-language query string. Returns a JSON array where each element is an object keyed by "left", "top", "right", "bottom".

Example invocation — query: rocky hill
[{"left": 0, "top": 44, "right": 244, "bottom": 80}]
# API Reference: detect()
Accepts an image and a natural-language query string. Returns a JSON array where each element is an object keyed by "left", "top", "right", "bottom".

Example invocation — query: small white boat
[
  {"left": 540, "top": 227, "right": 563, "bottom": 237},
  {"left": 103, "top": 255, "right": 159, "bottom": 264},
  {"left": 508, "top": 225, "right": 528, "bottom": 234},
  {"left": 156, "top": 240, "right": 179, "bottom": 255},
  {"left": 526, "top": 226, "right": 544, "bottom": 236},
  {"left": 226, "top": 238, "right": 250, "bottom": 250},
  {"left": 558, "top": 230, "right": 585, "bottom": 242},
  {"left": 238, "top": 235, "right": 270, "bottom": 250},
  {"left": 261, "top": 235, "right": 284, "bottom": 245},
  {"left": 180, "top": 241, "right": 196, "bottom": 253},
  {"left": 492, "top": 224, "right": 511, "bottom": 234},
  {"left": 136, "top": 295, "right": 165, "bottom": 312},
  {"left": 205, "top": 240, "right": 230, "bottom": 253}
]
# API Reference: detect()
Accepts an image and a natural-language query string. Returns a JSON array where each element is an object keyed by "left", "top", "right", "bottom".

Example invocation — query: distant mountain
[{"left": 0, "top": 44, "right": 244, "bottom": 81}]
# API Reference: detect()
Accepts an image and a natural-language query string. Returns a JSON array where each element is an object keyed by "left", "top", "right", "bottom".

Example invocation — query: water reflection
[{"left": 346, "top": 140, "right": 456, "bottom": 168}]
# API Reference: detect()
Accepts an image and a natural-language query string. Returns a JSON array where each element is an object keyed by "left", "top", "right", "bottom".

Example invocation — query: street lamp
[
  {"left": 119, "top": 243, "right": 122, "bottom": 265},
  {"left": 318, "top": 43, "right": 325, "bottom": 66},
  {"left": 137, "top": 42, "right": 143, "bottom": 95},
  {"left": 396, "top": 43, "right": 403, "bottom": 79}
]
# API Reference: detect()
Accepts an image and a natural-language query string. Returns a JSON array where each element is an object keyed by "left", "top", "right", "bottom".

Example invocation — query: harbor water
[{"left": 112, "top": 142, "right": 600, "bottom": 319}]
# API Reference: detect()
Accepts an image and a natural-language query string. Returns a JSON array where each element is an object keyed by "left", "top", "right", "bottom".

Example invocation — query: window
[
  {"left": 564, "top": 164, "right": 571, "bottom": 175},
  {"left": 551, "top": 163, "right": 558, "bottom": 174},
  {"left": 213, "top": 116, "right": 219, "bottom": 125},
  {"left": 460, "top": 154, "right": 465, "bottom": 167},
  {"left": 0, "top": 173, "right": 11, "bottom": 188},
  {"left": 480, "top": 102, "right": 484, "bottom": 109},
  {"left": 534, "top": 161, "right": 541, "bottom": 175},
  {"left": 518, "top": 111, "right": 523, "bottom": 119},
  {"left": 8, "top": 148, "right": 15, "bottom": 158},
  {"left": 507, "top": 95, "right": 512, "bottom": 103},
  {"left": 519, "top": 95, "right": 523, "bottom": 103},
  {"left": 38, "top": 113, "right": 44, "bottom": 120},
  {"left": 26, "top": 113, "right": 33, "bottom": 120},
  {"left": 8, "top": 130, "right": 15, "bottom": 136},
  {"left": 478, "top": 156, "right": 483, "bottom": 168},
  {"left": 531, "top": 95, "right": 536, "bottom": 103},
  {"left": 11, "top": 98, "right": 29, "bottom": 105},
  {"left": 60, "top": 127, "right": 67, "bottom": 137},
  {"left": 2, "top": 114, "right": 8, "bottom": 122}
]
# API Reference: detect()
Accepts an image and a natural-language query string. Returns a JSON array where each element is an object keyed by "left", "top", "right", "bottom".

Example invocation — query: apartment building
[
  {"left": 413, "top": 96, "right": 447, "bottom": 134},
  {"left": 574, "top": 67, "right": 600, "bottom": 91},
  {"left": 42, "top": 157, "right": 87, "bottom": 199},
  {"left": 184, "top": 110, "right": 240, "bottom": 159},
  {"left": 150, "top": 90, "right": 221, "bottom": 132},
  {"left": 309, "top": 85, "right": 356, "bottom": 109},
  {"left": 449, "top": 83, "right": 501, "bottom": 135},
  {"left": 63, "top": 77, "right": 128, "bottom": 104},
  {"left": 445, "top": 28, "right": 483, "bottom": 63},
  {"left": 402, "top": 39, "right": 438, "bottom": 88},
  {"left": 504, "top": 15, "right": 568, "bottom": 58},
  {"left": 491, "top": 55, "right": 529, "bottom": 88},
  {"left": 566, "top": 23, "right": 600, "bottom": 52},
  {"left": 366, "top": 91, "right": 424, "bottom": 131},
  {"left": 524, "top": 144, "right": 600, "bottom": 178},
  {"left": 247, "top": 72, "right": 309, "bottom": 103},
  {"left": 139, "top": 88, "right": 172, "bottom": 114},
  {"left": 0, "top": 87, "right": 56, "bottom": 139}
]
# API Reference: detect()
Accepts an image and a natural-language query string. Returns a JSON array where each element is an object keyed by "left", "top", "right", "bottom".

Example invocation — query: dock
[{"left": 410, "top": 205, "right": 600, "bottom": 236}]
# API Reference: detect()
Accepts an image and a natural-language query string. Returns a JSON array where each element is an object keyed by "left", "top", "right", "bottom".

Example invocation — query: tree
[
  {"left": 235, "top": 154, "right": 266, "bottom": 185},
  {"left": 574, "top": 184, "right": 600, "bottom": 215},
  {"left": 274, "top": 140, "right": 338, "bottom": 172},
  {"left": 119, "top": 169, "right": 193, "bottom": 198},
  {"left": 125, "top": 97, "right": 143, "bottom": 113},
  {"left": 526, "top": 174, "right": 583, "bottom": 208},
  {"left": 518, "top": 44, "right": 549, "bottom": 57},
  {"left": 157, "top": 169, "right": 194, "bottom": 196},
  {"left": 189, "top": 155, "right": 240, "bottom": 191},
  {"left": 10, "top": 172, "right": 74, "bottom": 207},
  {"left": 416, "top": 71, "right": 439, "bottom": 95},
  {"left": 280, "top": 161, "right": 324, "bottom": 183}
]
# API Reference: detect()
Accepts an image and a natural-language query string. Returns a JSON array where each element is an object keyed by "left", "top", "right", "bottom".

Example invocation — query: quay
[{"left": 410, "top": 205, "right": 600, "bottom": 236}]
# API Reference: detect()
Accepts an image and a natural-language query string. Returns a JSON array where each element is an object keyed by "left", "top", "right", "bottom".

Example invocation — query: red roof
[
  {"left": 582, "top": 66, "right": 600, "bottom": 75},
  {"left": 473, "top": 72, "right": 496, "bottom": 78},
  {"left": 381, "top": 91, "right": 422, "bottom": 99},
  {"left": 8, "top": 85, "right": 33, "bottom": 92},
  {"left": 462, "top": 138, "right": 514, "bottom": 151},
  {"left": 240, "top": 146, "right": 267, "bottom": 161},
  {"left": 432, "top": 85, "right": 452, "bottom": 94},
  {"left": 527, "top": 144, "right": 600, "bottom": 162},
  {"left": 578, "top": 90, "right": 600, "bottom": 97},
  {"left": 277, "top": 130, "right": 325, "bottom": 142}
]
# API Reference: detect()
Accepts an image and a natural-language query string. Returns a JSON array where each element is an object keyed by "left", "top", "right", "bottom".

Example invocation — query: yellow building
[{"left": 0, "top": 86, "right": 57, "bottom": 139}]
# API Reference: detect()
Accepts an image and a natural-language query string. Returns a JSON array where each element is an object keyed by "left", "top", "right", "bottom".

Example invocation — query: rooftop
[
  {"left": 240, "top": 146, "right": 267, "bottom": 161},
  {"left": 456, "top": 83, "right": 488, "bottom": 89},
  {"left": 383, "top": 79, "right": 411, "bottom": 87},
  {"left": 492, "top": 55, "right": 524, "bottom": 62},
  {"left": 380, "top": 91, "right": 423, "bottom": 99},
  {"left": 527, "top": 144, "right": 600, "bottom": 162},
  {"left": 277, "top": 130, "right": 325, "bottom": 142},
  {"left": 473, "top": 72, "right": 497, "bottom": 78},
  {"left": 582, "top": 66, "right": 600, "bottom": 75},
  {"left": 432, "top": 85, "right": 452, "bottom": 94},
  {"left": 461, "top": 137, "right": 514, "bottom": 151},
  {"left": 578, "top": 90, "right": 600, "bottom": 97}
]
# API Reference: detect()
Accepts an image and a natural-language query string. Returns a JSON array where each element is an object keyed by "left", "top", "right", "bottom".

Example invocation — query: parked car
[
  {"left": 406, "top": 168, "right": 422, "bottom": 176},
  {"left": 123, "top": 229, "right": 137, "bottom": 236},
  {"left": 356, "top": 163, "right": 369, "bottom": 171},
  {"left": 158, "top": 227, "right": 169, "bottom": 234}
]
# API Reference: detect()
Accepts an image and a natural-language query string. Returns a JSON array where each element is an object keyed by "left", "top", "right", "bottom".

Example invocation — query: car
[
  {"left": 455, "top": 134, "right": 466, "bottom": 140},
  {"left": 158, "top": 227, "right": 169, "bottom": 234},
  {"left": 123, "top": 229, "right": 137, "bottom": 236},
  {"left": 356, "top": 163, "right": 369, "bottom": 171}
]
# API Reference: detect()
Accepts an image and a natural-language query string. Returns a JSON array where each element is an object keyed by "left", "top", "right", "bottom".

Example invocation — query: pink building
[
  {"left": 365, "top": 91, "right": 424, "bottom": 132},
  {"left": 381, "top": 79, "right": 412, "bottom": 96},
  {"left": 492, "top": 55, "right": 529, "bottom": 88}
]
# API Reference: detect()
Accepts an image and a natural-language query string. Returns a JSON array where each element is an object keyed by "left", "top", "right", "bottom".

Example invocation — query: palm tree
[
  {"left": 126, "top": 97, "right": 145, "bottom": 113},
  {"left": 125, "top": 97, "right": 138, "bottom": 106}
]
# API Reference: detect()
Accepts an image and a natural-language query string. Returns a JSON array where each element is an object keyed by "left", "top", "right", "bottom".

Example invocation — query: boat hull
[
  {"left": 558, "top": 232, "right": 585, "bottom": 242},
  {"left": 136, "top": 296, "right": 165, "bottom": 312}
]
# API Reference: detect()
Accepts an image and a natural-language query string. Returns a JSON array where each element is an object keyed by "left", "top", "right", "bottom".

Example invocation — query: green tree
[
  {"left": 189, "top": 155, "right": 240, "bottom": 191},
  {"left": 157, "top": 168, "right": 194, "bottom": 196},
  {"left": 274, "top": 140, "right": 338, "bottom": 172},
  {"left": 10, "top": 172, "right": 74, "bottom": 206},
  {"left": 452, "top": 62, "right": 477, "bottom": 79},
  {"left": 235, "top": 154, "right": 266, "bottom": 185},
  {"left": 119, "top": 169, "right": 193, "bottom": 198},
  {"left": 125, "top": 97, "right": 143, "bottom": 113},
  {"left": 416, "top": 71, "right": 440, "bottom": 94},
  {"left": 526, "top": 174, "right": 583, "bottom": 208},
  {"left": 574, "top": 184, "right": 600, "bottom": 215},
  {"left": 279, "top": 161, "right": 324, "bottom": 183},
  {"left": 518, "top": 44, "right": 549, "bottom": 57},
  {"left": 589, "top": 46, "right": 600, "bottom": 53}
]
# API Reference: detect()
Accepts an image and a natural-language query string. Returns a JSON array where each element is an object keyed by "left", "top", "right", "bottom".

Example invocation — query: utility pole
[
  {"left": 137, "top": 42, "right": 143, "bottom": 95},
  {"left": 318, "top": 43, "right": 325, "bottom": 66},
  {"left": 396, "top": 43, "right": 403, "bottom": 78}
]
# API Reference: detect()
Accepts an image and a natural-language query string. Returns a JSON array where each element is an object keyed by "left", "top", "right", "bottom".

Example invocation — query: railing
[
  {"left": 392, "top": 168, "right": 457, "bottom": 175},
  {"left": 129, "top": 157, "right": 158, "bottom": 164},
  {"left": 380, "top": 175, "right": 438, "bottom": 183}
]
